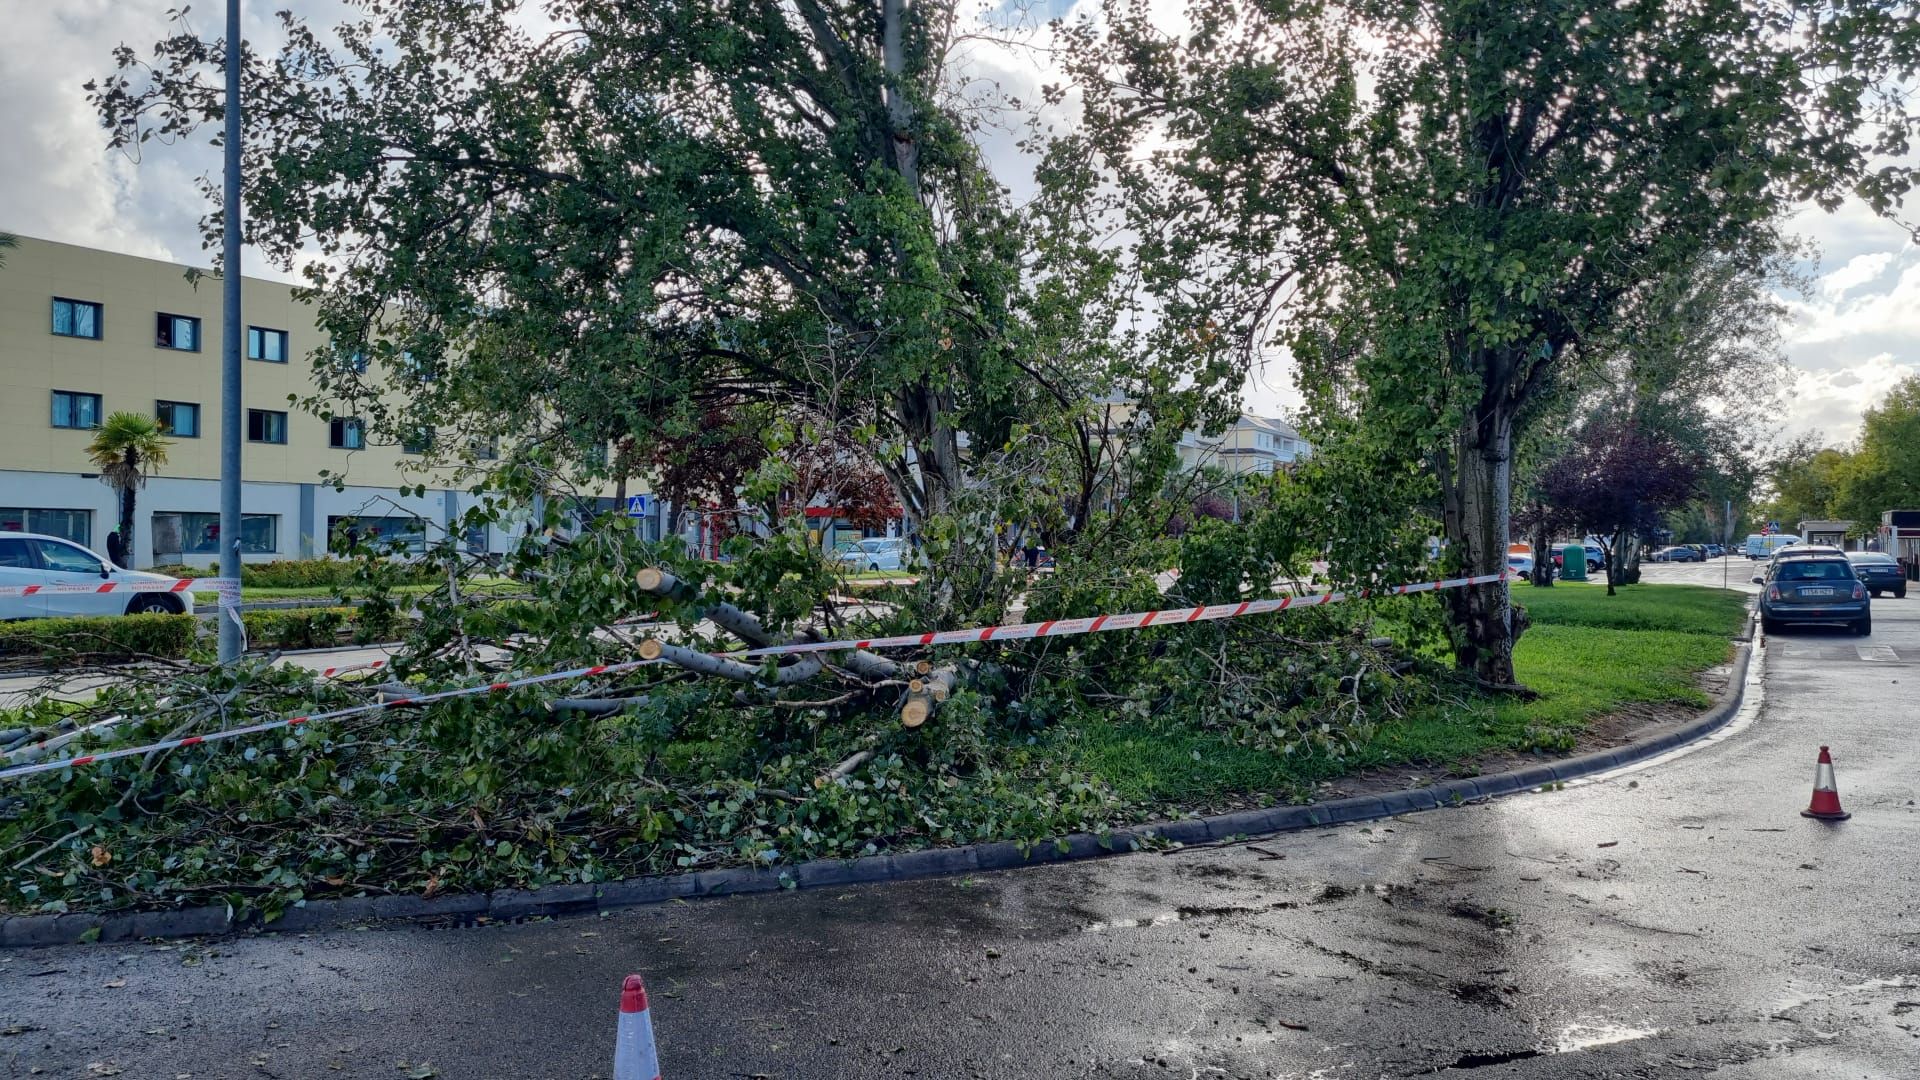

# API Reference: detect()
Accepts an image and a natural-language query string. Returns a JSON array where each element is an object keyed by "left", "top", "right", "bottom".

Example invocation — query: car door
[
  {"left": 0, "top": 538, "right": 47, "bottom": 619},
  {"left": 30, "top": 538, "right": 118, "bottom": 618}
]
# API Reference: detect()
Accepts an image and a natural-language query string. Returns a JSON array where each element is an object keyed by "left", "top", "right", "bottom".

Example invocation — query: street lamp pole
[{"left": 217, "top": 0, "right": 244, "bottom": 662}]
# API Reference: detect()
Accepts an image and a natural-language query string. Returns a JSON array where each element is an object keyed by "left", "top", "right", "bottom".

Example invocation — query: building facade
[
  {"left": 1176, "top": 414, "right": 1311, "bottom": 476},
  {"left": 1, "top": 235, "right": 638, "bottom": 566}
]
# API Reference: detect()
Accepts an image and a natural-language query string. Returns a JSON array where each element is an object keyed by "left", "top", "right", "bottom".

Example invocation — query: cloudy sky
[{"left": 3, "top": 1, "right": 1914, "bottom": 446}]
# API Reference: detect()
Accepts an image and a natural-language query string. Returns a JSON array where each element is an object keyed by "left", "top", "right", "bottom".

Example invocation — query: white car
[
  {"left": 0, "top": 531, "right": 197, "bottom": 620},
  {"left": 837, "top": 537, "right": 910, "bottom": 571}
]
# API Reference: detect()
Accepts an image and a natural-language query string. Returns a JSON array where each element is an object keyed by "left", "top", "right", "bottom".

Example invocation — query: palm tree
[
  {"left": 0, "top": 232, "right": 17, "bottom": 268},
  {"left": 87, "top": 412, "right": 172, "bottom": 566}
]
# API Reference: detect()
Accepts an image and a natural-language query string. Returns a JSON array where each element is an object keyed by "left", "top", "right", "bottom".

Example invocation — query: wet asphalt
[{"left": 3, "top": 571, "right": 1917, "bottom": 1079}]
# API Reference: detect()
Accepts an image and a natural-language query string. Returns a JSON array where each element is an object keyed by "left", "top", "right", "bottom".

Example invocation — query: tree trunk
[
  {"left": 1529, "top": 516, "right": 1553, "bottom": 587},
  {"left": 1442, "top": 408, "right": 1519, "bottom": 686},
  {"left": 118, "top": 450, "right": 138, "bottom": 566}
]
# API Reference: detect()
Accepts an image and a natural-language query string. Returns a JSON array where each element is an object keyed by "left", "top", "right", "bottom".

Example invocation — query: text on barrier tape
[{"left": 0, "top": 570, "right": 1507, "bottom": 783}]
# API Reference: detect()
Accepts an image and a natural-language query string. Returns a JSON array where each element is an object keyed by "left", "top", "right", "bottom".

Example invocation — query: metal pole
[
  {"left": 1722, "top": 499, "right": 1731, "bottom": 591},
  {"left": 217, "top": 0, "right": 244, "bottom": 662}
]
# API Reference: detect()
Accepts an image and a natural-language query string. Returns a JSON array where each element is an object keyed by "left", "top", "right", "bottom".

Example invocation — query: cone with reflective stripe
[
  {"left": 613, "top": 974, "right": 662, "bottom": 1080},
  {"left": 1801, "top": 746, "right": 1851, "bottom": 821}
]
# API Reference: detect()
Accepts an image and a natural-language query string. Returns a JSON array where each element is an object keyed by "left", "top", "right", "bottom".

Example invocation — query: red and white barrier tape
[
  {"left": 0, "top": 577, "right": 232, "bottom": 599},
  {"left": 734, "top": 571, "right": 1511, "bottom": 658},
  {"left": 0, "top": 569, "right": 1507, "bottom": 784}
]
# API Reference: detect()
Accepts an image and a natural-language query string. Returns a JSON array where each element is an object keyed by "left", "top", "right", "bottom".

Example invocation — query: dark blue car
[
  {"left": 1846, "top": 551, "right": 1907, "bottom": 599},
  {"left": 1756, "top": 553, "right": 1871, "bottom": 635}
]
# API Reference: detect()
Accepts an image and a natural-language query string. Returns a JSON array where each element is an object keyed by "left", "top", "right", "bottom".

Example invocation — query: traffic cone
[
  {"left": 613, "top": 974, "right": 662, "bottom": 1080},
  {"left": 1801, "top": 746, "right": 1851, "bottom": 821}
]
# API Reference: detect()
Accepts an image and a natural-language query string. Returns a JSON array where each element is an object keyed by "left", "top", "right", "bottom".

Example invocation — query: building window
[
  {"left": 470, "top": 436, "right": 499, "bottom": 460},
  {"left": 0, "top": 508, "right": 92, "bottom": 547},
  {"left": 248, "top": 326, "right": 290, "bottom": 363},
  {"left": 329, "top": 514, "right": 428, "bottom": 554},
  {"left": 329, "top": 417, "right": 365, "bottom": 449},
  {"left": 401, "top": 350, "right": 435, "bottom": 382},
  {"left": 402, "top": 428, "right": 434, "bottom": 455},
  {"left": 51, "top": 390, "right": 103, "bottom": 429},
  {"left": 464, "top": 524, "right": 489, "bottom": 554},
  {"left": 51, "top": 298, "right": 103, "bottom": 340},
  {"left": 156, "top": 313, "right": 201, "bottom": 351},
  {"left": 152, "top": 512, "right": 278, "bottom": 556},
  {"left": 156, "top": 400, "right": 201, "bottom": 438},
  {"left": 247, "top": 409, "right": 288, "bottom": 444}
]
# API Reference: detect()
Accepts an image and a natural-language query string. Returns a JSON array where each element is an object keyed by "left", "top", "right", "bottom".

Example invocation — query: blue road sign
[{"left": 626, "top": 494, "right": 651, "bottom": 517}]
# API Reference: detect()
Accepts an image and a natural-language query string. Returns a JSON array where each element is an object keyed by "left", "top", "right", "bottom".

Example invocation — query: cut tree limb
[
  {"left": 818, "top": 749, "right": 874, "bottom": 785},
  {"left": 639, "top": 638, "right": 824, "bottom": 686},
  {"left": 900, "top": 665, "right": 956, "bottom": 727},
  {"left": 546, "top": 696, "right": 652, "bottom": 715}
]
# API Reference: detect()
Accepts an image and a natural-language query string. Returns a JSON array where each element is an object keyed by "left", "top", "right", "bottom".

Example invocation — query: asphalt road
[{"left": 4, "top": 584, "right": 1917, "bottom": 1079}]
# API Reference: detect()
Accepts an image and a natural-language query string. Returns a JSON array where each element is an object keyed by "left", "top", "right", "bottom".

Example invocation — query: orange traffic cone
[
  {"left": 614, "top": 974, "right": 662, "bottom": 1080},
  {"left": 1801, "top": 746, "right": 1851, "bottom": 821}
]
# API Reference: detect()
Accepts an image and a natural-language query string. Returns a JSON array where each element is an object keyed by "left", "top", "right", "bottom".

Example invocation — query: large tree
[
  {"left": 86, "top": 411, "right": 171, "bottom": 567},
  {"left": 1062, "top": 0, "right": 1920, "bottom": 684}
]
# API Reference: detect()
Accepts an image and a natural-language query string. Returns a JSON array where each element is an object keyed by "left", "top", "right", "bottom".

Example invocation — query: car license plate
[{"left": 1802, "top": 587, "right": 1835, "bottom": 597}]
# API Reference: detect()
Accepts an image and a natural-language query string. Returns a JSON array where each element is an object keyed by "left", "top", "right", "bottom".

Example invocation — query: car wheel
[
  {"left": 1854, "top": 614, "right": 1872, "bottom": 637},
  {"left": 1898, "top": 587, "right": 1908, "bottom": 600},
  {"left": 1761, "top": 616, "right": 1780, "bottom": 635},
  {"left": 868, "top": 562, "right": 880, "bottom": 572},
  {"left": 126, "top": 594, "right": 176, "bottom": 616}
]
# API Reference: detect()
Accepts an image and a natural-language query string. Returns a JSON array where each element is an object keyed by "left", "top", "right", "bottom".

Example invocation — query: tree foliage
[
  {"left": 1536, "top": 421, "right": 1701, "bottom": 594},
  {"left": 1061, "top": 0, "right": 1920, "bottom": 684}
]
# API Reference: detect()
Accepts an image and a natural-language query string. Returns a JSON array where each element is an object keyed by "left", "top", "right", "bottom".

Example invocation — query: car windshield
[
  {"left": 858, "top": 539, "right": 894, "bottom": 552},
  {"left": 1775, "top": 561, "right": 1851, "bottom": 581}
]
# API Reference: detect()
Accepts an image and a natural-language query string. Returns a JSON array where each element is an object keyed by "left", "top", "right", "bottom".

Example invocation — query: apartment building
[
  {"left": 1177, "top": 414, "right": 1311, "bottom": 476},
  {"left": 0, "top": 235, "right": 635, "bottom": 566}
]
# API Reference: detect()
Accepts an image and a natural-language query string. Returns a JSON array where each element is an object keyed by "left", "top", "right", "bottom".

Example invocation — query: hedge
[
  {"left": 150, "top": 559, "right": 444, "bottom": 588},
  {"left": 239, "top": 607, "right": 362, "bottom": 650},
  {"left": 0, "top": 614, "right": 198, "bottom": 661}
]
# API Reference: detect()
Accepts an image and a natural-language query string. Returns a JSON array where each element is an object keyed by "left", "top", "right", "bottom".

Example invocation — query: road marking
[{"left": 1855, "top": 645, "right": 1898, "bottom": 662}]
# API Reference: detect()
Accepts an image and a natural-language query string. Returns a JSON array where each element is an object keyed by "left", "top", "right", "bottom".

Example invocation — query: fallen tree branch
[{"left": 818, "top": 749, "right": 874, "bottom": 785}]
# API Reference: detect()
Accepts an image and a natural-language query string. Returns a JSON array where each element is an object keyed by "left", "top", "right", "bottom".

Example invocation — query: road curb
[{"left": 0, "top": 629, "right": 1754, "bottom": 949}]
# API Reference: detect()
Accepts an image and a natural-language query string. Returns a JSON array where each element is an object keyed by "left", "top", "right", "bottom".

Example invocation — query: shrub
[
  {"left": 149, "top": 559, "right": 444, "bottom": 588},
  {"left": 0, "top": 614, "right": 198, "bottom": 661},
  {"left": 239, "top": 607, "right": 358, "bottom": 650}
]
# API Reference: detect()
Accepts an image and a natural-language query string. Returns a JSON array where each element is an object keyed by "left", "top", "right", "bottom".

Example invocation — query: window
[
  {"left": 464, "top": 524, "right": 489, "bottom": 554},
  {"left": 0, "top": 539, "right": 32, "bottom": 568},
  {"left": 402, "top": 428, "right": 434, "bottom": 455},
  {"left": 0, "top": 508, "right": 91, "bottom": 547},
  {"left": 31, "top": 539, "right": 104, "bottom": 574},
  {"left": 470, "top": 436, "right": 499, "bottom": 460},
  {"left": 156, "top": 313, "right": 201, "bottom": 351},
  {"left": 152, "top": 512, "right": 278, "bottom": 556},
  {"left": 52, "top": 298, "right": 102, "bottom": 339},
  {"left": 51, "top": 390, "right": 102, "bottom": 429},
  {"left": 156, "top": 400, "right": 201, "bottom": 438},
  {"left": 329, "top": 417, "right": 366, "bottom": 450},
  {"left": 401, "top": 350, "right": 435, "bottom": 382},
  {"left": 248, "top": 326, "right": 290, "bottom": 363},
  {"left": 329, "top": 515, "right": 428, "bottom": 554},
  {"left": 247, "top": 409, "right": 288, "bottom": 444}
]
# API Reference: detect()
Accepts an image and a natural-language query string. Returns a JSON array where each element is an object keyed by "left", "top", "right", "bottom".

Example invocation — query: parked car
[
  {"left": 1506, "top": 543, "right": 1534, "bottom": 577},
  {"left": 1754, "top": 552, "right": 1870, "bottom": 635},
  {"left": 1845, "top": 551, "right": 1907, "bottom": 599},
  {"left": 837, "top": 537, "right": 911, "bottom": 572},
  {"left": 0, "top": 531, "right": 196, "bottom": 620},
  {"left": 1550, "top": 543, "right": 1607, "bottom": 571},
  {"left": 1653, "top": 545, "right": 1704, "bottom": 563},
  {"left": 1705, "top": 543, "right": 1725, "bottom": 558}
]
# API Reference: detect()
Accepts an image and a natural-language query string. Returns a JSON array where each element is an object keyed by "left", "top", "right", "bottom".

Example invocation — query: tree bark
[{"left": 1442, "top": 408, "right": 1519, "bottom": 686}]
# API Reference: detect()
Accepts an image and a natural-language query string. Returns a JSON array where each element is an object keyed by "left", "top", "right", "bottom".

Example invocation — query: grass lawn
[{"left": 1064, "top": 583, "right": 1750, "bottom": 808}]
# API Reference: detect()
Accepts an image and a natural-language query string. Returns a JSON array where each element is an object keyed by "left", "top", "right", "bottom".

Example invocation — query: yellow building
[{"left": 0, "top": 235, "right": 644, "bottom": 565}]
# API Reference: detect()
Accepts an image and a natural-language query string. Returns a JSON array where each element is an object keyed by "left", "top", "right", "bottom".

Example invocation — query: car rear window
[
  {"left": 1776, "top": 561, "right": 1851, "bottom": 581},
  {"left": 1847, "top": 554, "right": 1895, "bottom": 564}
]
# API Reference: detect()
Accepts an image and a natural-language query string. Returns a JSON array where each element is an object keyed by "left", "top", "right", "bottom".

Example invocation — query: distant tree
[
  {"left": 0, "top": 232, "right": 16, "bottom": 267},
  {"left": 1835, "top": 376, "right": 1920, "bottom": 528},
  {"left": 86, "top": 412, "right": 171, "bottom": 565},
  {"left": 1537, "top": 422, "right": 1699, "bottom": 596}
]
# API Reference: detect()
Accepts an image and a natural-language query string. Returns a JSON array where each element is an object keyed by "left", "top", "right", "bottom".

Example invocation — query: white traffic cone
[{"left": 613, "top": 974, "right": 662, "bottom": 1080}]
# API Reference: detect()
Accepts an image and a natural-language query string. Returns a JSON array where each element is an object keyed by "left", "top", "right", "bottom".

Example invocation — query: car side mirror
[
  {"left": 100, "top": 562, "right": 112, "bottom": 578},
  {"left": 1751, "top": 576, "right": 1764, "bottom": 585}
]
